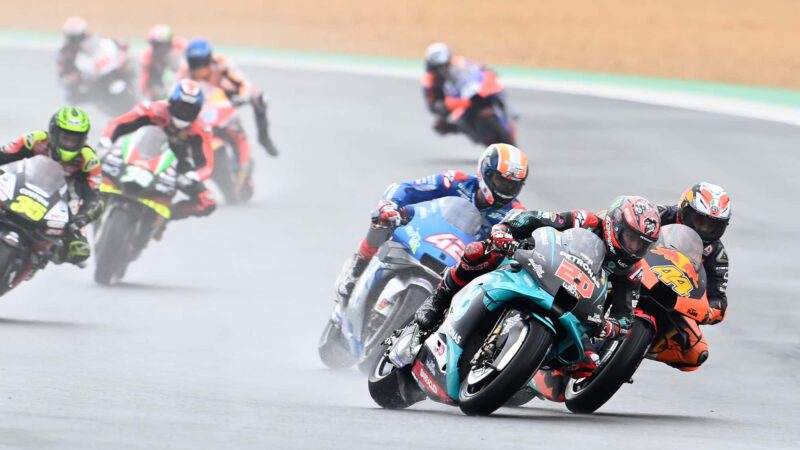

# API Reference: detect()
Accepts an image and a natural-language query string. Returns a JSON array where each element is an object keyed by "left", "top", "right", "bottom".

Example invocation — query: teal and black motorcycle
[{"left": 368, "top": 227, "right": 609, "bottom": 416}]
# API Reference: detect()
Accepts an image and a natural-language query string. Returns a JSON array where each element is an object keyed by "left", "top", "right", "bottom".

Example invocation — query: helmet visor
[
  {"left": 617, "top": 226, "right": 655, "bottom": 260},
  {"left": 486, "top": 170, "right": 523, "bottom": 201},
  {"left": 685, "top": 209, "right": 728, "bottom": 242},
  {"left": 58, "top": 129, "right": 87, "bottom": 151},
  {"left": 169, "top": 101, "right": 200, "bottom": 123},
  {"left": 187, "top": 55, "right": 211, "bottom": 70}
]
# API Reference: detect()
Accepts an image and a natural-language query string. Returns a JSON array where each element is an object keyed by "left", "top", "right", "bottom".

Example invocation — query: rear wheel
[
  {"left": 94, "top": 206, "right": 137, "bottom": 285},
  {"left": 459, "top": 312, "right": 554, "bottom": 416},
  {"left": 357, "top": 284, "right": 429, "bottom": 374},
  {"left": 0, "top": 241, "right": 25, "bottom": 294},
  {"left": 564, "top": 317, "right": 655, "bottom": 414},
  {"left": 318, "top": 318, "right": 357, "bottom": 369},
  {"left": 478, "top": 111, "right": 514, "bottom": 146}
]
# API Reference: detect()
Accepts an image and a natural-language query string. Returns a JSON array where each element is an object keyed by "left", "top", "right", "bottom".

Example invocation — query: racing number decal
[
  {"left": 10, "top": 195, "right": 47, "bottom": 221},
  {"left": 555, "top": 260, "right": 595, "bottom": 298},
  {"left": 424, "top": 233, "right": 466, "bottom": 261},
  {"left": 651, "top": 266, "right": 693, "bottom": 297}
]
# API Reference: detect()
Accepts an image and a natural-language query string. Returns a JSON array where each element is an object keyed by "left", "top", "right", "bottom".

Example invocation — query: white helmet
[
  {"left": 63, "top": 16, "right": 88, "bottom": 42},
  {"left": 425, "top": 42, "right": 452, "bottom": 70}
]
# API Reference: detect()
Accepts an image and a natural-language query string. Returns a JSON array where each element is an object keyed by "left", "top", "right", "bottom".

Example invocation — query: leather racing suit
[{"left": 102, "top": 101, "right": 216, "bottom": 219}]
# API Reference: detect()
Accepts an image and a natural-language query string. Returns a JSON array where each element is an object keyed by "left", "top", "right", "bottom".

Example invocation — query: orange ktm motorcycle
[{"left": 517, "top": 223, "right": 710, "bottom": 414}]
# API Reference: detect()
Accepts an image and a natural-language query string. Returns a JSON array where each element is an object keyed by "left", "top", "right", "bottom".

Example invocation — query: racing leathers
[
  {"left": 180, "top": 55, "right": 278, "bottom": 157},
  {"left": 139, "top": 38, "right": 187, "bottom": 100},
  {"left": 337, "top": 170, "right": 524, "bottom": 303},
  {"left": 421, "top": 56, "right": 503, "bottom": 140},
  {"left": 102, "top": 101, "right": 216, "bottom": 219},
  {"left": 0, "top": 132, "right": 102, "bottom": 265}
]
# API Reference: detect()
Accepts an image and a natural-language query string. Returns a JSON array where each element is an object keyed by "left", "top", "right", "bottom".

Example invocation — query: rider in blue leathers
[{"left": 336, "top": 144, "right": 530, "bottom": 303}]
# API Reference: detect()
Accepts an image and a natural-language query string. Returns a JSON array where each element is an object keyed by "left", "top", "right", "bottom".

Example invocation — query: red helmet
[{"left": 602, "top": 196, "right": 660, "bottom": 263}]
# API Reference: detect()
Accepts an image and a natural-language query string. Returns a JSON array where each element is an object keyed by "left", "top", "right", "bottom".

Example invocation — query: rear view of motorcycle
[
  {"left": 446, "top": 70, "right": 516, "bottom": 146},
  {"left": 93, "top": 127, "right": 178, "bottom": 285},
  {"left": 319, "top": 197, "right": 483, "bottom": 373},
  {"left": 0, "top": 156, "right": 71, "bottom": 296}
]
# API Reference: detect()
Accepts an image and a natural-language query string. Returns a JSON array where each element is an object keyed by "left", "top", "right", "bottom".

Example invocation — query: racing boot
[
  {"left": 565, "top": 349, "right": 600, "bottom": 379},
  {"left": 253, "top": 94, "right": 278, "bottom": 157},
  {"left": 335, "top": 254, "right": 369, "bottom": 306},
  {"left": 414, "top": 271, "right": 458, "bottom": 332},
  {"left": 388, "top": 274, "right": 458, "bottom": 367}
]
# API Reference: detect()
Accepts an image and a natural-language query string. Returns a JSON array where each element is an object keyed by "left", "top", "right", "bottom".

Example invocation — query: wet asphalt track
[{"left": 0, "top": 48, "right": 797, "bottom": 449}]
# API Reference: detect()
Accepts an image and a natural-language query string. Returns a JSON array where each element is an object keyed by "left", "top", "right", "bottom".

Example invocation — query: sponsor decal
[
  {"left": 527, "top": 258, "right": 545, "bottom": 277},
  {"left": 425, "top": 233, "right": 466, "bottom": 261},
  {"left": 19, "top": 187, "right": 48, "bottom": 205},
  {"left": 443, "top": 320, "right": 463, "bottom": 346},
  {"left": 555, "top": 258, "right": 596, "bottom": 299},
  {"left": 652, "top": 246, "right": 699, "bottom": 286}
]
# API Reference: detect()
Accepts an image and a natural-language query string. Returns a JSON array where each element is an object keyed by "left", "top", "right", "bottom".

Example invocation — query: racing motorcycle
[
  {"left": 70, "top": 37, "right": 137, "bottom": 116},
  {"left": 369, "top": 227, "right": 609, "bottom": 416},
  {"left": 518, "top": 224, "right": 709, "bottom": 414},
  {"left": 445, "top": 68, "right": 516, "bottom": 146},
  {"left": 0, "top": 156, "right": 70, "bottom": 296},
  {"left": 319, "top": 197, "right": 482, "bottom": 373},
  {"left": 199, "top": 82, "right": 253, "bottom": 204},
  {"left": 93, "top": 126, "right": 178, "bottom": 285}
]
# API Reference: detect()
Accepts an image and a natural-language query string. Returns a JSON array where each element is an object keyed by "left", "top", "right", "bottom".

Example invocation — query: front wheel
[
  {"left": 368, "top": 353, "right": 424, "bottom": 409},
  {"left": 459, "top": 313, "right": 554, "bottom": 416},
  {"left": 357, "top": 284, "right": 429, "bottom": 374},
  {"left": 318, "top": 318, "right": 356, "bottom": 369},
  {"left": 564, "top": 317, "right": 655, "bottom": 414},
  {"left": 93, "top": 206, "right": 136, "bottom": 285}
]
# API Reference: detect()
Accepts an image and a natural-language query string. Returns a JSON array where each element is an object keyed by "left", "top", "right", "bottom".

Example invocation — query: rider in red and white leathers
[{"left": 102, "top": 79, "right": 216, "bottom": 220}]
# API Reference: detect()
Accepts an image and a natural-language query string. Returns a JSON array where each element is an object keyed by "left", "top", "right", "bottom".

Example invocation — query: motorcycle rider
[
  {"left": 335, "top": 143, "right": 528, "bottom": 306},
  {"left": 422, "top": 42, "right": 505, "bottom": 141},
  {"left": 101, "top": 79, "right": 216, "bottom": 221},
  {"left": 0, "top": 106, "right": 101, "bottom": 265},
  {"left": 57, "top": 16, "right": 132, "bottom": 103},
  {"left": 139, "top": 24, "right": 187, "bottom": 100},
  {"left": 394, "top": 195, "right": 662, "bottom": 378},
  {"left": 181, "top": 38, "right": 279, "bottom": 158},
  {"left": 654, "top": 182, "right": 731, "bottom": 371}
]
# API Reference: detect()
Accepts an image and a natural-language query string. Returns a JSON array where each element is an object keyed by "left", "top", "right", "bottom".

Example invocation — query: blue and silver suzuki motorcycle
[
  {"left": 319, "top": 197, "right": 482, "bottom": 372},
  {"left": 368, "top": 227, "right": 609, "bottom": 416}
]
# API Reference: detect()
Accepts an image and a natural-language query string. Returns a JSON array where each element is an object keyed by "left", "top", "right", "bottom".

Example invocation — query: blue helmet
[
  {"left": 168, "top": 79, "right": 204, "bottom": 128},
  {"left": 186, "top": 39, "right": 213, "bottom": 69}
]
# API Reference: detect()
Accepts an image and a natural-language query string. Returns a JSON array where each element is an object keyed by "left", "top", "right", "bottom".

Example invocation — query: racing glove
[
  {"left": 702, "top": 308, "right": 725, "bottom": 325},
  {"left": 488, "top": 224, "right": 516, "bottom": 255},
  {"left": 597, "top": 316, "right": 632, "bottom": 340},
  {"left": 68, "top": 213, "right": 91, "bottom": 234},
  {"left": 370, "top": 200, "right": 407, "bottom": 229}
]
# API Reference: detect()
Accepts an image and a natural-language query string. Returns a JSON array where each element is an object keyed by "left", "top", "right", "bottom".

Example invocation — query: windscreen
[
  {"left": 21, "top": 155, "right": 67, "bottom": 195},
  {"left": 560, "top": 227, "right": 606, "bottom": 276},
  {"left": 656, "top": 224, "right": 704, "bottom": 270},
  {"left": 437, "top": 196, "right": 483, "bottom": 237},
  {"left": 130, "top": 126, "right": 170, "bottom": 159}
]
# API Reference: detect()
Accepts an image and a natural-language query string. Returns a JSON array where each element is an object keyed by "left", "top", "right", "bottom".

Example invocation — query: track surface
[{"left": 0, "top": 49, "right": 797, "bottom": 449}]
